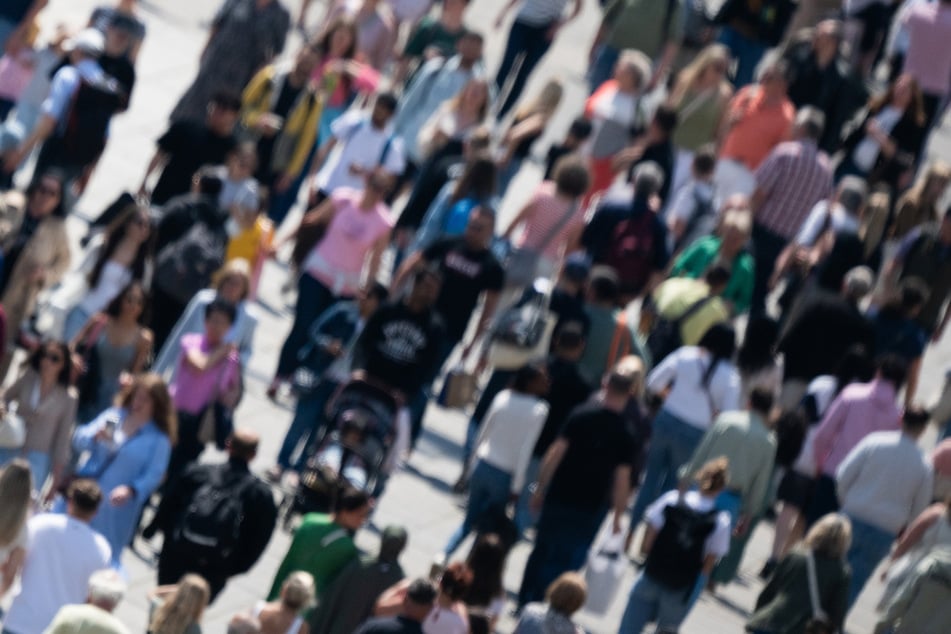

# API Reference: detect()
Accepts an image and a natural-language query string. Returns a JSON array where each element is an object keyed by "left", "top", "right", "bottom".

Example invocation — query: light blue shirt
[{"left": 42, "top": 58, "right": 104, "bottom": 123}]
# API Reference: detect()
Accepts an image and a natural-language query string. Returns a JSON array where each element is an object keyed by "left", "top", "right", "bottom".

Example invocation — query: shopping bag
[
  {"left": 583, "top": 530, "right": 627, "bottom": 614},
  {"left": 438, "top": 367, "right": 478, "bottom": 410}
]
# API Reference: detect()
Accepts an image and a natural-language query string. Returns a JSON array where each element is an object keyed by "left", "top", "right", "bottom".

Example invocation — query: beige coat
[
  {"left": 0, "top": 194, "right": 71, "bottom": 379},
  {"left": 2, "top": 367, "right": 78, "bottom": 472}
]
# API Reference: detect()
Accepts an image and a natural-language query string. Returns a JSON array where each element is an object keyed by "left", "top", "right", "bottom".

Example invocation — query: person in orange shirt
[{"left": 716, "top": 58, "right": 795, "bottom": 198}]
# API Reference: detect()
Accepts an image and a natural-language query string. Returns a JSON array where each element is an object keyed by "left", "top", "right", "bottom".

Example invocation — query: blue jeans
[
  {"left": 496, "top": 157, "right": 524, "bottom": 199},
  {"left": 277, "top": 379, "right": 339, "bottom": 470},
  {"left": 276, "top": 273, "right": 339, "bottom": 378},
  {"left": 618, "top": 571, "right": 694, "bottom": 633},
  {"left": 495, "top": 19, "right": 554, "bottom": 118},
  {"left": 517, "top": 500, "right": 608, "bottom": 607},
  {"left": 751, "top": 223, "right": 788, "bottom": 317},
  {"left": 718, "top": 26, "right": 769, "bottom": 87},
  {"left": 410, "top": 336, "right": 459, "bottom": 446},
  {"left": 444, "top": 460, "right": 512, "bottom": 555},
  {"left": 588, "top": 45, "right": 620, "bottom": 94},
  {"left": 630, "top": 409, "right": 706, "bottom": 526},
  {"left": 845, "top": 514, "right": 895, "bottom": 608},
  {"left": 64, "top": 305, "right": 93, "bottom": 343},
  {"left": 0, "top": 448, "right": 51, "bottom": 492}
]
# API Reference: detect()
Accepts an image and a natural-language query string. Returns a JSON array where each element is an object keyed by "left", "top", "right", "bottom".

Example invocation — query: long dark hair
[
  {"left": 463, "top": 534, "right": 506, "bottom": 608},
  {"left": 105, "top": 281, "right": 150, "bottom": 325},
  {"left": 452, "top": 155, "right": 497, "bottom": 204},
  {"left": 88, "top": 205, "right": 154, "bottom": 288},
  {"left": 869, "top": 74, "right": 927, "bottom": 127},
  {"left": 510, "top": 360, "right": 547, "bottom": 395},
  {"left": 737, "top": 316, "right": 779, "bottom": 375},
  {"left": 698, "top": 323, "right": 736, "bottom": 386},
  {"left": 317, "top": 17, "right": 357, "bottom": 95},
  {"left": 28, "top": 340, "right": 73, "bottom": 387}
]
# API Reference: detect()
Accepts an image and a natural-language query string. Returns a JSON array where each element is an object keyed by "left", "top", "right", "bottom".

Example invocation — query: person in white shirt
[
  {"left": 438, "top": 362, "right": 550, "bottom": 561},
  {"left": 4, "top": 480, "right": 112, "bottom": 634},
  {"left": 629, "top": 323, "right": 741, "bottom": 530},
  {"left": 309, "top": 92, "right": 404, "bottom": 205},
  {"left": 619, "top": 457, "right": 733, "bottom": 633},
  {"left": 836, "top": 405, "right": 934, "bottom": 610}
]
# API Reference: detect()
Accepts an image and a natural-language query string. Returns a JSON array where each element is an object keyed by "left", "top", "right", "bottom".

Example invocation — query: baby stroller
[{"left": 280, "top": 376, "right": 399, "bottom": 529}]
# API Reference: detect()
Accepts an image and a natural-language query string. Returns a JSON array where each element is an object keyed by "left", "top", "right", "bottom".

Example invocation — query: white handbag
[{"left": 0, "top": 403, "right": 26, "bottom": 449}]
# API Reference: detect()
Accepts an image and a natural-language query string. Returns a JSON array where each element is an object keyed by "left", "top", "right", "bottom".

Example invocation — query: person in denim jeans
[
  {"left": 516, "top": 368, "right": 635, "bottom": 609},
  {"left": 267, "top": 283, "right": 389, "bottom": 483}
]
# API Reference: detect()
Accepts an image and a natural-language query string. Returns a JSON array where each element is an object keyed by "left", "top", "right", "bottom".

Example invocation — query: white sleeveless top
[
  {"left": 252, "top": 601, "right": 303, "bottom": 634},
  {"left": 78, "top": 260, "right": 133, "bottom": 314}
]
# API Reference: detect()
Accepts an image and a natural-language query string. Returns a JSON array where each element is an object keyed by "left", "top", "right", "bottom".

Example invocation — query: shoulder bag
[{"left": 804, "top": 549, "right": 835, "bottom": 634}]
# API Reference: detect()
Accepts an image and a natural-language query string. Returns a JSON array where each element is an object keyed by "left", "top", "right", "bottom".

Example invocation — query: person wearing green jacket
[{"left": 268, "top": 488, "right": 371, "bottom": 600}]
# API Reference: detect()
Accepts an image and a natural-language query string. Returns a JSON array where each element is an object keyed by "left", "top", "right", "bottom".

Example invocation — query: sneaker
[
  {"left": 759, "top": 558, "right": 778, "bottom": 580},
  {"left": 430, "top": 553, "right": 447, "bottom": 580}
]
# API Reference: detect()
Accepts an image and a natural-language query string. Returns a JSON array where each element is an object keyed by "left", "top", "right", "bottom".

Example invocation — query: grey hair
[
  {"left": 88, "top": 569, "right": 126, "bottom": 608},
  {"left": 843, "top": 266, "right": 874, "bottom": 300},
  {"left": 227, "top": 614, "right": 262, "bottom": 634},
  {"left": 837, "top": 176, "right": 868, "bottom": 214},
  {"left": 795, "top": 106, "right": 826, "bottom": 141},
  {"left": 616, "top": 49, "right": 653, "bottom": 89},
  {"left": 632, "top": 161, "right": 665, "bottom": 197},
  {"left": 754, "top": 53, "right": 789, "bottom": 84}
]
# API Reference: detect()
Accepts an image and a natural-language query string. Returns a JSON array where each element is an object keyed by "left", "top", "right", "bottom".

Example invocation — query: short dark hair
[
  {"left": 704, "top": 264, "right": 732, "bottom": 288},
  {"left": 605, "top": 369, "right": 635, "bottom": 397},
  {"left": 554, "top": 327, "right": 586, "bottom": 352},
  {"left": 552, "top": 155, "right": 590, "bottom": 198},
  {"left": 205, "top": 298, "right": 237, "bottom": 325},
  {"left": 406, "top": 579, "right": 438, "bottom": 606},
  {"left": 903, "top": 405, "right": 930, "bottom": 431},
  {"left": 899, "top": 277, "right": 929, "bottom": 310},
  {"left": 334, "top": 487, "right": 370, "bottom": 513},
  {"left": 693, "top": 145, "right": 717, "bottom": 176},
  {"left": 439, "top": 563, "right": 473, "bottom": 601},
  {"left": 210, "top": 91, "right": 242, "bottom": 112},
  {"left": 68, "top": 479, "right": 103, "bottom": 514},
  {"left": 698, "top": 323, "right": 737, "bottom": 360},
  {"left": 196, "top": 166, "right": 224, "bottom": 197},
  {"left": 511, "top": 360, "right": 547, "bottom": 393},
  {"left": 749, "top": 386, "right": 774, "bottom": 415},
  {"left": 652, "top": 104, "right": 679, "bottom": 135},
  {"left": 375, "top": 92, "right": 399, "bottom": 113},
  {"left": 877, "top": 354, "right": 909, "bottom": 389},
  {"left": 589, "top": 267, "right": 619, "bottom": 303},
  {"left": 567, "top": 117, "right": 593, "bottom": 141}
]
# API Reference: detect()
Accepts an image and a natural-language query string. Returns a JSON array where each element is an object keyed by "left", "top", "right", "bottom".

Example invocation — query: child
[
  {"left": 225, "top": 192, "right": 274, "bottom": 301},
  {"left": 543, "top": 116, "right": 592, "bottom": 182},
  {"left": 665, "top": 145, "right": 717, "bottom": 254},
  {"left": 219, "top": 142, "right": 260, "bottom": 212}
]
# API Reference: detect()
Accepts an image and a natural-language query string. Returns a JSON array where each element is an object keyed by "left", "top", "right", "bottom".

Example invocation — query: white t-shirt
[
  {"left": 4, "top": 514, "right": 112, "bottom": 634},
  {"left": 423, "top": 604, "right": 468, "bottom": 634},
  {"left": 794, "top": 200, "right": 861, "bottom": 247},
  {"left": 795, "top": 375, "right": 839, "bottom": 475},
  {"left": 516, "top": 0, "right": 572, "bottom": 26},
  {"left": 475, "top": 390, "right": 550, "bottom": 494},
  {"left": 316, "top": 111, "right": 406, "bottom": 193},
  {"left": 645, "top": 490, "right": 732, "bottom": 559},
  {"left": 646, "top": 346, "right": 743, "bottom": 430},
  {"left": 852, "top": 105, "right": 904, "bottom": 172}
]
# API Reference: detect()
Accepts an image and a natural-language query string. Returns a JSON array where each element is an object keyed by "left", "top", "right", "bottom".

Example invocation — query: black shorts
[{"left": 776, "top": 469, "right": 816, "bottom": 511}]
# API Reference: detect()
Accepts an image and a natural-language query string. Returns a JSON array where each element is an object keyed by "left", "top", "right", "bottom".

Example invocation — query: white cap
[{"left": 66, "top": 28, "right": 105, "bottom": 56}]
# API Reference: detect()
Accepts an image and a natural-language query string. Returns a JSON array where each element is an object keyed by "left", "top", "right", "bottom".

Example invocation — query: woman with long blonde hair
[
  {"left": 417, "top": 78, "right": 490, "bottom": 161},
  {"left": 668, "top": 44, "right": 734, "bottom": 196},
  {"left": 0, "top": 460, "right": 32, "bottom": 598},
  {"left": 149, "top": 574, "right": 211, "bottom": 634},
  {"left": 497, "top": 79, "right": 564, "bottom": 197}
]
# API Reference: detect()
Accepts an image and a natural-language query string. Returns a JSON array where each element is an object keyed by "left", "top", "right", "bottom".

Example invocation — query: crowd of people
[{"left": 1, "top": 0, "right": 951, "bottom": 632}]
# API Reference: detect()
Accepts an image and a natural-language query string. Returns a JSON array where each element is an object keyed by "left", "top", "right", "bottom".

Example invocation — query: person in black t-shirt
[
  {"left": 354, "top": 578, "right": 436, "bottom": 634},
  {"left": 139, "top": 91, "right": 240, "bottom": 206},
  {"left": 517, "top": 368, "right": 635, "bottom": 609},
  {"left": 354, "top": 268, "right": 446, "bottom": 399}
]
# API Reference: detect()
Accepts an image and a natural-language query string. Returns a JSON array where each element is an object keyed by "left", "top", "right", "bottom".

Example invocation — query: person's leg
[
  {"left": 655, "top": 581, "right": 694, "bottom": 633},
  {"left": 274, "top": 274, "right": 335, "bottom": 381},
  {"left": 804, "top": 474, "right": 840, "bottom": 529},
  {"left": 443, "top": 460, "right": 511, "bottom": 556},
  {"left": 845, "top": 515, "right": 895, "bottom": 609},
  {"left": 275, "top": 380, "right": 337, "bottom": 472},
  {"left": 771, "top": 503, "right": 804, "bottom": 561},
  {"left": 25, "top": 451, "right": 50, "bottom": 494},
  {"left": 515, "top": 455, "right": 542, "bottom": 533},
  {"left": 517, "top": 501, "right": 574, "bottom": 607},
  {"left": 497, "top": 22, "right": 552, "bottom": 118},
  {"left": 618, "top": 571, "right": 661, "bottom": 634},
  {"left": 630, "top": 411, "right": 676, "bottom": 527},
  {"left": 665, "top": 415, "right": 706, "bottom": 488},
  {"left": 495, "top": 20, "right": 531, "bottom": 100},
  {"left": 750, "top": 224, "right": 787, "bottom": 317},
  {"left": 587, "top": 45, "right": 619, "bottom": 94}
]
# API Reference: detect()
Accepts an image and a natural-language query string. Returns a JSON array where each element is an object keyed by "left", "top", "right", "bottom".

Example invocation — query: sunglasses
[{"left": 42, "top": 352, "right": 64, "bottom": 363}]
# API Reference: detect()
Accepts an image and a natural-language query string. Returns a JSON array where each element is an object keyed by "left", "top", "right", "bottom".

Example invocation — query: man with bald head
[{"left": 151, "top": 428, "right": 278, "bottom": 601}]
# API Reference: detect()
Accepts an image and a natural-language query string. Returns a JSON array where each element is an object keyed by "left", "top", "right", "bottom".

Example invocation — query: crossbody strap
[
  {"left": 805, "top": 549, "right": 828, "bottom": 621},
  {"left": 533, "top": 200, "right": 580, "bottom": 255}
]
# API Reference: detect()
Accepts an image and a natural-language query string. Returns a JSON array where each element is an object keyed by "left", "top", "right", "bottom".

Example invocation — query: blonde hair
[
  {"left": 213, "top": 258, "right": 252, "bottom": 301},
  {"left": 695, "top": 457, "right": 730, "bottom": 495},
  {"left": 281, "top": 572, "right": 315, "bottom": 611},
  {"left": 671, "top": 44, "right": 731, "bottom": 106},
  {"left": 546, "top": 572, "right": 587, "bottom": 616},
  {"left": 149, "top": 575, "right": 211, "bottom": 634},
  {"left": 514, "top": 78, "right": 564, "bottom": 120},
  {"left": 804, "top": 513, "right": 852, "bottom": 559},
  {"left": 0, "top": 460, "right": 32, "bottom": 547},
  {"left": 720, "top": 208, "right": 753, "bottom": 237},
  {"left": 615, "top": 355, "right": 645, "bottom": 400}
]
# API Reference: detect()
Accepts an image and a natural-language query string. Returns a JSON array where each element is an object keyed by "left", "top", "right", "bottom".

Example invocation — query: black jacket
[
  {"left": 839, "top": 106, "right": 927, "bottom": 187},
  {"left": 153, "top": 458, "right": 277, "bottom": 577},
  {"left": 154, "top": 193, "right": 228, "bottom": 253}
]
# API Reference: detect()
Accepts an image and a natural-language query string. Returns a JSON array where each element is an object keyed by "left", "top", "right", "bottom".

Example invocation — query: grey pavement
[{"left": 15, "top": 0, "right": 951, "bottom": 632}]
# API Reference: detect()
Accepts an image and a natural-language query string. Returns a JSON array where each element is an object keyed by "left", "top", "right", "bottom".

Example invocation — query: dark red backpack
[{"left": 604, "top": 210, "right": 656, "bottom": 294}]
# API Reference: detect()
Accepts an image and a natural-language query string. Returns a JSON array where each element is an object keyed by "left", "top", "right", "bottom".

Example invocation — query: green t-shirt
[
  {"left": 268, "top": 513, "right": 359, "bottom": 600},
  {"left": 670, "top": 236, "right": 755, "bottom": 314},
  {"left": 603, "top": 0, "right": 684, "bottom": 58},
  {"left": 404, "top": 17, "right": 464, "bottom": 58}
]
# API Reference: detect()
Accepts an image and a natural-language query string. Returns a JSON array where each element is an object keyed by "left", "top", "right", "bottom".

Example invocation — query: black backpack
[
  {"left": 646, "top": 295, "right": 716, "bottom": 365},
  {"left": 175, "top": 470, "right": 256, "bottom": 563},
  {"left": 154, "top": 221, "right": 227, "bottom": 305},
  {"left": 58, "top": 75, "right": 126, "bottom": 166},
  {"left": 644, "top": 502, "right": 719, "bottom": 592}
]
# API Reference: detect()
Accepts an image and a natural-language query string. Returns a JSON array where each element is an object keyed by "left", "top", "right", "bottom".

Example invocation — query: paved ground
[{"left": 14, "top": 0, "right": 951, "bottom": 632}]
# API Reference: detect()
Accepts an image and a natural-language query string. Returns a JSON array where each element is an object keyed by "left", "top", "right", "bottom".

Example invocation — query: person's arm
[
  {"left": 500, "top": 114, "right": 547, "bottom": 162},
  {"left": 589, "top": 0, "right": 622, "bottom": 61},
  {"left": 652, "top": 41, "right": 679, "bottom": 90},
  {"left": 231, "top": 487, "right": 278, "bottom": 574},
  {"left": 466, "top": 290, "right": 500, "bottom": 360},
  {"left": 645, "top": 348, "right": 679, "bottom": 395},
  {"left": 132, "top": 329, "right": 153, "bottom": 373},
  {"left": 0, "top": 547, "right": 24, "bottom": 598},
  {"left": 138, "top": 149, "right": 170, "bottom": 199},
  {"left": 374, "top": 578, "right": 411, "bottom": 616},
  {"left": 811, "top": 394, "right": 849, "bottom": 475},
  {"left": 531, "top": 437, "right": 569, "bottom": 510},
  {"left": 49, "top": 395, "right": 79, "bottom": 486},
  {"left": 677, "top": 423, "right": 719, "bottom": 488},
  {"left": 150, "top": 464, "right": 203, "bottom": 534},
  {"left": 391, "top": 250, "right": 425, "bottom": 293},
  {"left": 3, "top": 114, "right": 55, "bottom": 172},
  {"left": 511, "top": 403, "right": 549, "bottom": 496},
  {"left": 904, "top": 356, "right": 922, "bottom": 407},
  {"left": 184, "top": 340, "right": 235, "bottom": 373},
  {"left": 611, "top": 464, "right": 632, "bottom": 533},
  {"left": 493, "top": 0, "right": 521, "bottom": 28},
  {"left": 282, "top": 93, "right": 323, "bottom": 185},
  {"left": 502, "top": 199, "right": 534, "bottom": 240},
  {"left": 889, "top": 504, "right": 944, "bottom": 562},
  {"left": 305, "top": 137, "right": 339, "bottom": 186},
  {"left": 125, "top": 435, "right": 172, "bottom": 507},
  {"left": 365, "top": 231, "right": 390, "bottom": 286}
]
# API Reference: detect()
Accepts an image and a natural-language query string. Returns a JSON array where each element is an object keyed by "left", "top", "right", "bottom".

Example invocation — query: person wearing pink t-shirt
[
  {"left": 901, "top": 0, "right": 951, "bottom": 129},
  {"left": 269, "top": 170, "right": 394, "bottom": 397}
]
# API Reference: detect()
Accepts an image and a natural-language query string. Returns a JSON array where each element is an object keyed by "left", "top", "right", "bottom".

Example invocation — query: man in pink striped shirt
[
  {"left": 748, "top": 106, "right": 835, "bottom": 315},
  {"left": 805, "top": 355, "right": 908, "bottom": 527},
  {"left": 901, "top": 0, "right": 951, "bottom": 129}
]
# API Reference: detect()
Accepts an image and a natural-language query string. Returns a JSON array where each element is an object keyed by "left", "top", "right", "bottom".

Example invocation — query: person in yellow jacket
[{"left": 241, "top": 41, "right": 324, "bottom": 225}]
